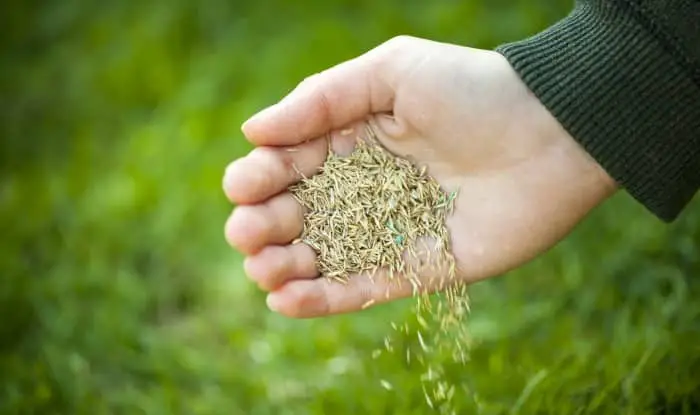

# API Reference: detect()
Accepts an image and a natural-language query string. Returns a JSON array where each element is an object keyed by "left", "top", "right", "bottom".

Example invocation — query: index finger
[
  {"left": 241, "top": 45, "right": 397, "bottom": 146},
  {"left": 224, "top": 121, "right": 367, "bottom": 205}
]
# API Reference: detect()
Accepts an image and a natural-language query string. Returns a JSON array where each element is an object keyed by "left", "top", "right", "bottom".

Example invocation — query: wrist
[{"left": 496, "top": 0, "right": 700, "bottom": 222}]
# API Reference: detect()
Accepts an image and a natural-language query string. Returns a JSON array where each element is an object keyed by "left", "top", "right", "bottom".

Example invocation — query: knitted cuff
[{"left": 496, "top": 0, "right": 700, "bottom": 222}]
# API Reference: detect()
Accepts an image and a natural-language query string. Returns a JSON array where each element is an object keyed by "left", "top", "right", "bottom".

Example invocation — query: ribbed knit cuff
[{"left": 496, "top": 0, "right": 700, "bottom": 222}]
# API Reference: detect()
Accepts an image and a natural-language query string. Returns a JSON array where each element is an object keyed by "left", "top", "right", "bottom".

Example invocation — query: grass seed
[{"left": 288, "top": 124, "right": 470, "bottom": 410}]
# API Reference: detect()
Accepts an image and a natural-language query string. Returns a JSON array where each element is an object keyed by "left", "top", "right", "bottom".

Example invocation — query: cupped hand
[{"left": 222, "top": 36, "right": 617, "bottom": 318}]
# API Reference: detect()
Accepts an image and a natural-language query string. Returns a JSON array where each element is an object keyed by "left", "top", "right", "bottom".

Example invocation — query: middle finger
[{"left": 225, "top": 191, "right": 304, "bottom": 255}]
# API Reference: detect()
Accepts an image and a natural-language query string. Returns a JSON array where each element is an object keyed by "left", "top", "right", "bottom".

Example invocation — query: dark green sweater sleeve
[{"left": 496, "top": 0, "right": 700, "bottom": 222}]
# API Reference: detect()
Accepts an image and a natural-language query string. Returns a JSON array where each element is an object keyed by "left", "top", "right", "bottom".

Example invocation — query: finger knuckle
[
  {"left": 254, "top": 146, "right": 301, "bottom": 185},
  {"left": 382, "top": 35, "right": 417, "bottom": 52},
  {"left": 372, "top": 35, "right": 421, "bottom": 80},
  {"left": 270, "top": 248, "right": 293, "bottom": 278},
  {"left": 269, "top": 195, "right": 303, "bottom": 238},
  {"left": 248, "top": 147, "right": 279, "bottom": 187},
  {"left": 314, "top": 88, "right": 334, "bottom": 129},
  {"left": 297, "top": 245, "right": 318, "bottom": 278},
  {"left": 298, "top": 72, "right": 323, "bottom": 90},
  {"left": 286, "top": 296, "right": 306, "bottom": 318},
  {"left": 254, "top": 210, "right": 274, "bottom": 243}
]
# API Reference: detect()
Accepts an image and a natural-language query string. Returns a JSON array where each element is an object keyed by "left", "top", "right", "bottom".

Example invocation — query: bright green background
[{"left": 2, "top": 1, "right": 699, "bottom": 414}]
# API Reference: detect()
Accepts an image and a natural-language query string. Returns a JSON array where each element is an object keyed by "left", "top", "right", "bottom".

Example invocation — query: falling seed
[
  {"left": 286, "top": 122, "right": 471, "bottom": 411},
  {"left": 423, "top": 385, "right": 434, "bottom": 408},
  {"left": 417, "top": 331, "right": 429, "bottom": 352},
  {"left": 384, "top": 337, "right": 393, "bottom": 353},
  {"left": 380, "top": 380, "right": 393, "bottom": 390}
]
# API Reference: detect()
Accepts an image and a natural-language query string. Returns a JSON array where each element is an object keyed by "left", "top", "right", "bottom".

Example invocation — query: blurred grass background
[{"left": 2, "top": 0, "right": 699, "bottom": 414}]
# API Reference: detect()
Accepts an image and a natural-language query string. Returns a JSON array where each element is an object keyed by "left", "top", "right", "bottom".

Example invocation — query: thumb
[{"left": 241, "top": 40, "right": 402, "bottom": 146}]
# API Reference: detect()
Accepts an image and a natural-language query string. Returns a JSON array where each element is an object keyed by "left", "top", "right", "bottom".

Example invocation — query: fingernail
[
  {"left": 266, "top": 293, "right": 282, "bottom": 312},
  {"left": 242, "top": 104, "right": 277, "bottom": 132},
  {"left": 223, "top": 164, "right": 235, "bottom": 193}
]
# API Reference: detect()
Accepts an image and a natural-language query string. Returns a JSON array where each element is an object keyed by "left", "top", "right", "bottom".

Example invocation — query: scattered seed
[
  {"left": 417, "top": 331, "right": 429, "bottom": 352},
  {"left": 361, "top": 299, "right": 376, "bottom": 309},
  {"left": 286, "top": 122, "right": 471, "bottom": 411}
]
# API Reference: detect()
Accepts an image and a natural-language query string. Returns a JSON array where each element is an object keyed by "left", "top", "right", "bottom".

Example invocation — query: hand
[{"left": 222, "top": 36, "right": 617, "bottom": 318}]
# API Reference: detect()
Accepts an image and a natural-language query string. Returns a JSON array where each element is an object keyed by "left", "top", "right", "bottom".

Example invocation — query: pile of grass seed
[
  {"left": 289, "top": 125, "right": 471, "bottom": 408},
  {"left": 290, "top": 126, "right": 456, "bottom": 291}
]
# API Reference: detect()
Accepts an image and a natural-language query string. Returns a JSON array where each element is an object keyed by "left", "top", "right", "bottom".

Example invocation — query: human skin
[{"left": 222, "top": 35, "right": 618, "bottom": 318}]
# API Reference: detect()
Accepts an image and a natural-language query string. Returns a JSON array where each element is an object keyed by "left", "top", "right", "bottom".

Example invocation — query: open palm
[{"left": 222, "top": 36, "right": 616, "bottom": 318}]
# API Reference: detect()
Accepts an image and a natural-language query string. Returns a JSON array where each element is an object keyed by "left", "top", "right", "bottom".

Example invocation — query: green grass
[{"left": 2, "top": 1, "right": 699, "bottom": 413}]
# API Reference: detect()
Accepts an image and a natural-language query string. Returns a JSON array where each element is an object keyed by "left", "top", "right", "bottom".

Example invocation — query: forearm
[{"left": 496, "top": 0, "right": 700, "bottom": 222}]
